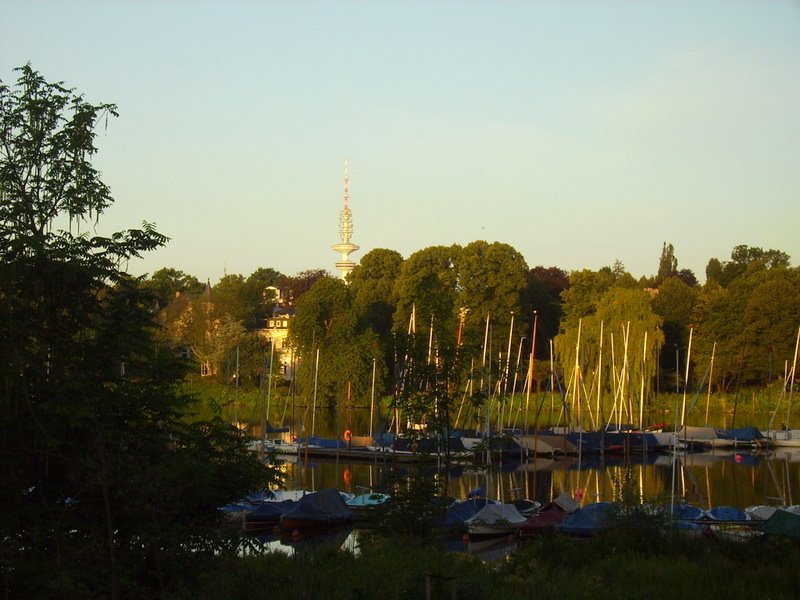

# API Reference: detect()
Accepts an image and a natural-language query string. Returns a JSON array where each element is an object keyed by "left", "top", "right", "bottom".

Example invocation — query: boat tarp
[
  {"left": 519, "top": 504, "right": 569, "bottom": 535},
  {"left": 715, "top": 427, "right": 763, "bottom": 442},
  {"left": 465, "top": 504, "right": 526, "bottom": 528},
  {"left": 677, "top": 426, "right": 717, "bottom": 441},
  {"left": 552, "top": 492, "right": 579, "bottom": 513},
  {"left": 760, "top": 509, "right": 800, "bottom": 538},
  {"left": 294, "top": 437, "right": 346, "bottom": 449},
  {"left": 393, "top": 436, "right": 466, "bottom": 453},
  {"left": 444, "top": 498, "right": 496, "bottom": 528},
  {"left": 247, "top": 499, "right": 298, "bottom": 523},
  {"left": 560, "top": 502, "right": 617, "bottom": 535},
  {"left": 280, "top": 488, "right": 352, "bottom": 524},
  {"left": 672, "top": 503, "right": 705, "bottom": 521},
  {"left": 707, "top": 506, "right": 749, "bottom": 521}
]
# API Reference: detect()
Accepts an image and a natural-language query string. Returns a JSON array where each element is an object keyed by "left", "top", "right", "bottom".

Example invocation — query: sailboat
[{"left": 763, "top": 326, "right": 800, "bottom": 447}]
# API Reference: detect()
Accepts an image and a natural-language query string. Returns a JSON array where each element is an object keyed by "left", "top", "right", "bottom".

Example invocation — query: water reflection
[{"left": 274, "top": 449, "right": 800, "bottom": 511}]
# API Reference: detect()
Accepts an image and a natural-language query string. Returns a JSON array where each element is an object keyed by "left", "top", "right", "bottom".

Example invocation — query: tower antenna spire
[{"left": 332, "top": 159, "right": 359, "bottom": 280}]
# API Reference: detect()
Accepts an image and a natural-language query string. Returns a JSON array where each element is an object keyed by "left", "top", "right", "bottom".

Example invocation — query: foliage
[
  {"left": 706, "top": 244, "right": 791, "bottom": 287},
  {"left": 141, "top": 267, "right": 204, "bottom": 308},
  {"left": 556, "top": 273, "right": 664, "bottom": 429},
  {"left": 455, "top": 240, "right": 529, "bottom": 350},
  {"left": 392, "top": 245, "right": 460, "bottom": 344},
  {"left": 656, "top": 241, "right": 678, "bottom": 284},
  {"left": 349, "top": 248, "right": 404, "bottom": 394},
  {"left": 189, "top": 516, "right": 800, "bottom": 600},
  {"left": 560, "top": 268, "right": 617, "bottom": 321},
  {"left": 290, "top": 277, "right": 383, "bottom": 409},
  {"left": 349, "top": 247, "right": 403, "bottom": 335},
  {"left": 523, "top": 265, "right": 568, "bottom": 357},
  {"left": 0, "top": 65, "right": 275, "bottom": 598},
  {"left": 283, "top": 268, "right": 330, "bottom": 303},
  {"left": 693, "top": 265, "right": 800, "bottom": 390},
  {"left": 652, "top": 276, "right": 698, "bottom": 383},
  {"left": 242, "top": 267, "right": 284, "bottom": 325}
]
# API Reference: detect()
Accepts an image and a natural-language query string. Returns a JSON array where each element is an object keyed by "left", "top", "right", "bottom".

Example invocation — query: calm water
[
  {"left": 271, "top": 448, "right": 800, "bottom": 511},
  {"left": 243, "top": 448, "right": 800, "bottom": 562},
  {"left": 236, "top": 393, "right": 800, "bottom": 511}
]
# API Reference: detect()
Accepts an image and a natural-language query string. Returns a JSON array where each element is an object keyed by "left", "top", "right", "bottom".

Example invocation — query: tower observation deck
[{"left": 332, "top": 160, "right": 359, "bottom": 281}]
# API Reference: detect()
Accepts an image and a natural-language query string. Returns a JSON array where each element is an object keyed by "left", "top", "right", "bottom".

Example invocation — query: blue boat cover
[
  {"left": 467, "top": 486, "right": 486, "bottom": 498},
  {"left": 444, "top": 498, "right": 497, "bottom": 528},
  {"left": 715, "top": 427, "right": 763, "bottom": 441},
  {"left": 280, "top": 488, "right": 352, "bottom": 524},
  {"left": 294, "top": 437, "right": 347, "bottom": 449},
  {"left": 672, "top": 503, "right": 705, "bottom": 521},
  {"left": 560, "top": 502, "right": 617, "bottom": 535},
  {"left": 707, "top": 506, "right": 748, "bottom": 521},
  {"left": 248, "top": 499, "right": 298, "bottom": 523}
]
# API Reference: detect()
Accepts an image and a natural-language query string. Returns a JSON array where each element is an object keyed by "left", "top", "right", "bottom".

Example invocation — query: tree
[
  {"left": 0, "top": 65, "right": 273, "bottom": 598},
  {"left": 455, "top": 241, "right": 529, "bottom": 350},
  {"left": 141, "top": 267, "right": 204, "bottom": 309},
  {"left": 523, "top": 266, "right": 569, "bottom": 356},
  {"left": 349, "top": 248, "right": 403, "bottom": 395},
  {"left": 695, "top": 267, "right": 800, "bottom": 389},
  {"left": 349, "top": 247, "right": 403, "bottom": 336},
  {"left": 742, "top": 269, "right": 800, "bottom": 384},
  {"left": 555, "top": 286, "right": 663, "bottom": 429},
  {"left": 656, "top": 242, "right": 678, "bottom": 285},
  {"left": 705, "top": 244, "right": 791, "bottom": 287},
  {"left": 283, "top": 268, "right": 330, "bottom": 303},
  {"left": 560, "top": 268, "right": 617, "bottom": 322},
  {"left": 289, "top": 278, "right": 380, "bottom": 410},
  {"left": 242, "top": 267, "right": 284, "bottom": 327},
  {"left": 212, "top": 273, "right": 247, "bottom": 322},
  {"left": 392, "top": 245, "right": 460, "bottom": 341},
  {"left": 705, "top": 257, "right": 725, "bottom": 285},
  {"left": 651, "top": 277, "right": 698, "bottom": 385},
  {"left": 675, "top": 268, "right": 698, "bottom": 288}
]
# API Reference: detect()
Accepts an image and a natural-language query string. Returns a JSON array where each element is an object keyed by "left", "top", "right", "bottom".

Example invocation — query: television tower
[{"left": 332, "top": 160, "right": 359, "bottom": 281}]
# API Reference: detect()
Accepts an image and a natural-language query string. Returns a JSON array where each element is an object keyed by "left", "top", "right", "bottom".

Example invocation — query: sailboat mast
[
  {"left": 679, "top": 327, "right": 694, "bottom": 429},
  {"left": 786, "top": 325, "right": 800, "bottom": 429},
  {"left": 369, "top": 357, "right": 376, "bottom": 438},
  {"left": 639, "top": 330, "right": 647, "bottom": 430},
  {"left": 705, "top": 341, "right": 716, "bottom": 425},
  {"left": 311, "top": 347, "right": 320, "bottom": 437},
  {"left": 266, "top": 338, "right": 274, "bottom": 430}
]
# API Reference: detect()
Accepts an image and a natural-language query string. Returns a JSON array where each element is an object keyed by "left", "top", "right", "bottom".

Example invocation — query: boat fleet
[
  {"left": 220, "top": 484, "right": 800, "bottom": 546},
  {"left": 247, "top": 423, "right": 798, "bottom": 465},
  {"left": 220, "top": 487, "right": 390, "bottom": 537}
]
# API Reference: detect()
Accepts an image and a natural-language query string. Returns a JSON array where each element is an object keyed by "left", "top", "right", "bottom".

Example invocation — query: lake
[{"left": 271, "top": 447, "right": 800, "bottom": 511}]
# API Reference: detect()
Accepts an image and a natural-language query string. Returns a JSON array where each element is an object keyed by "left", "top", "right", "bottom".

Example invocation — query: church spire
[{"left": 332, "top": 160, "right": 359, "bottom": 281}]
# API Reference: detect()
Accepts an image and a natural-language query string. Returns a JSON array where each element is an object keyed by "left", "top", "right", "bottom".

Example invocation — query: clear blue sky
[{"left": 3, "top": 1, "right": 799, "bottom": 284}]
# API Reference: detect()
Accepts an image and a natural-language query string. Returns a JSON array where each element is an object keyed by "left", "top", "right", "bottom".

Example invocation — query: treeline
[
  {"left": 1, "top": 64, "right": 278, "bottom": 598},
  {"left": 148, "top": 240, "right": 800, "bottom": 426}
]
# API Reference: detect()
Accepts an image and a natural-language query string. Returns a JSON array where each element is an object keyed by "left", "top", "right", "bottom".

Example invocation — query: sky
[{"left": 3, "top": 1, "right": 799, "bottom": 284}]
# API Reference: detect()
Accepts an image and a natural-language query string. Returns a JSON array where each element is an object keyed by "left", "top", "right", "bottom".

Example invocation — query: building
[{"left": 332, "top": 160, "right": 359, "bottom": 281}]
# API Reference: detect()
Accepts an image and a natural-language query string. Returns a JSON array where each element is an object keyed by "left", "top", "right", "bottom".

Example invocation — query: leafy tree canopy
[
  {"left": 455, "top": 240, "right": 529, "bottom": 338},
  {"left": 142, "top": 266, "right": 204, "bottom": 308},
  {"left": 706, "top": 244, "right": 791, "bottom": 287},
  {"left": 0, "top": 65, "right": 274, "bottom": 598},
  {"left": 349, "top": 247, "right": 403, "bottom": 335},
  {"left": 393, "top": 244, "right": 460, "bottom": 340}
]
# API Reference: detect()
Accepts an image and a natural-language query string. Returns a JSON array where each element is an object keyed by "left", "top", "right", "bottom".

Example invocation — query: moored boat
[
  {"left": 279, "top": 488, "right": 353, "bottom": 537},
  {"left": 518, "top": 496, "right": 576, "bottom": 538},
  {"left": 559, "top": 501, "right": 617, "bottom": 536},
  {"left": 465, "top": 503, "right": 527, "bottom": 540}
]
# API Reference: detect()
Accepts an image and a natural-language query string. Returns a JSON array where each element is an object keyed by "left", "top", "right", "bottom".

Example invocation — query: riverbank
[{"left": 191, "top": 524, "right": 800, "bottom": 600}]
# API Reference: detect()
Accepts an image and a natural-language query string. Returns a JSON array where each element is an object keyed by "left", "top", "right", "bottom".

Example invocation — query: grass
[{"left": 184, "top": 519, "right": 800, "bottom": 600}]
